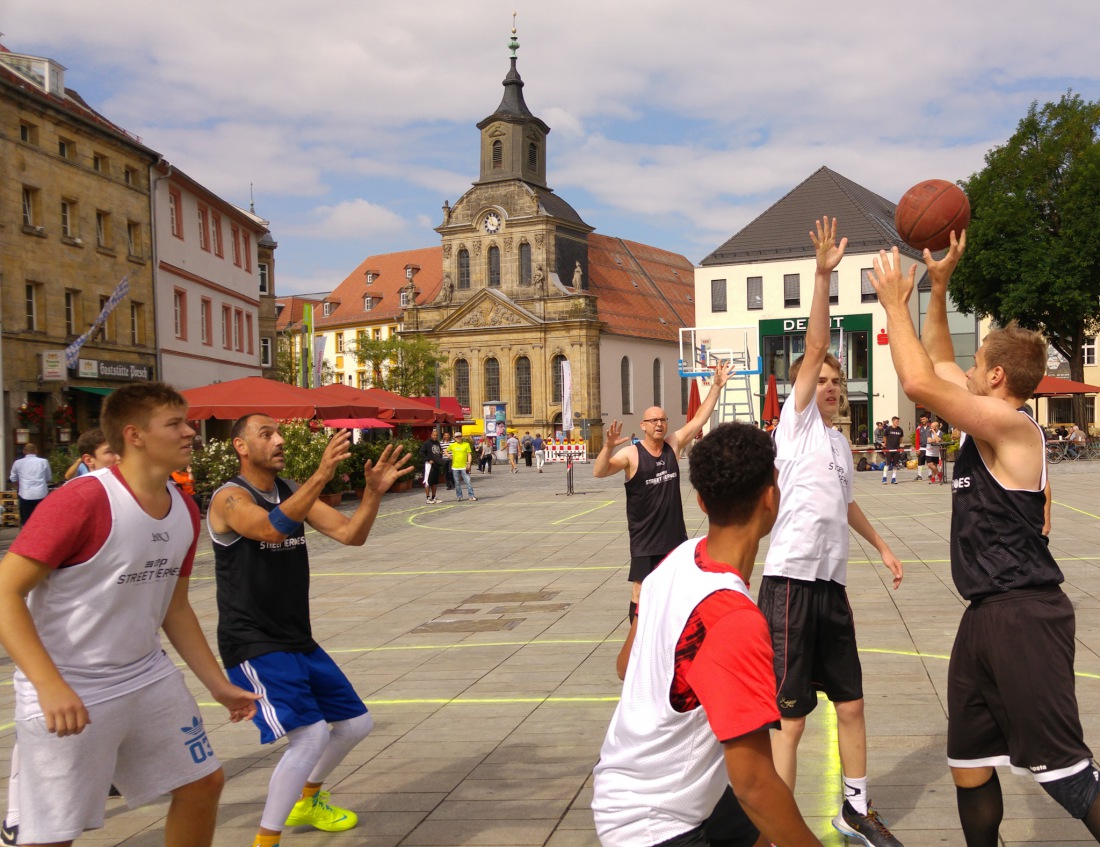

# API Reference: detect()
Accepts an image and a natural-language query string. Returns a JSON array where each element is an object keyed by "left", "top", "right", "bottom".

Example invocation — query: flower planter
[
  {"left": 387, "top": 478, "right": 414, "bottom": 494},
  {"left": 354, "top": 487, "right": 366, "bottom": 500},
  {"left": 319, "top": 492, "right": 344, "bottom": 507}
]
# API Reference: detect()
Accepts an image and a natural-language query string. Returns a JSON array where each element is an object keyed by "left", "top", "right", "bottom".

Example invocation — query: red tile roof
[
  {"left": 317, "top": 246, "right": 443, "bottom": 328},
  {"left": 275, "top": 295, "right": 325, "bottom": 332},
  {"left": 587, "top": 234, "right": 695, "bottom": 342}
]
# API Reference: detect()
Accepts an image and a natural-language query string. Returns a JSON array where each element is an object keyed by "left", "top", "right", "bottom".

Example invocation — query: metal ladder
[{"left": 711, "top": 351, "right": 757, "bottom": 427}]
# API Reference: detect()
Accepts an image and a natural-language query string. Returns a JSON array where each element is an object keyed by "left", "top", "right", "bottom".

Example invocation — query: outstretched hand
[
  {"left": 316, "top": 429, "right": 353, "bottom": 483},
  {"left": 924, "top": 229, "right": 967, "bottom": 289},
  {"left": 362, "top": 443, "right": 414, "bottom": 494},
  {"left": 810, "top": 216, "right": 847, "bottom": 274},
  {"left": 868, "top": 247, "right": 917, "bottom": 312},
  {"left": 605, "top": 420, "right": 630, "bottom": 450},
  {"left": 711, "top": 361, "right": 731, "bottom": 390}
]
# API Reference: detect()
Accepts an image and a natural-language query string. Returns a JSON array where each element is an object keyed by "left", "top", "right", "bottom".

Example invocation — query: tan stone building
[
  {"left": 313, "top": 34, "right": 696, "bottom": 446},
  {"left": 1, "top": 44, "right": 159, "bottom": 471}
]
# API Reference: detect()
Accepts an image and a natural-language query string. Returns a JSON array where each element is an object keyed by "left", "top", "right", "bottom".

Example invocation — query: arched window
[
  {"left": 519, "top": 242, "right": 532, "bottom": 286},
  {"left": 487, "top": 246, "right": 501, "bottom": 287},
  {"left": 551, "top": 354, "right": 567, "bottom": 404},
  {"left": 621, "top": 356, "right": 633, "bottom": 415},
  {"left": 484, "top": 357, "right": 500, "bottom": 401},
  {"left": 492, "top": 139, "right": 503, "bottom": 169},
  {"left": 457, "top": 248, "right": 470, "bottom": 290},
  {"left": 528, "top": 142, "right": 538, "bottom": 171},
  {"left": 454, "top": 358, "right": 470, "bottom": 407},
  {"left": 653, "top": 358, "right": 663, "bottom": 407},
  {"left": 515, "top": 357, "right": 532, "bottom": 415}
]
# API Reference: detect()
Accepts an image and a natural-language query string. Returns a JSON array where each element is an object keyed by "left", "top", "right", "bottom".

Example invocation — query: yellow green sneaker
[{"left": 284, "top": 792, "right": 358, "bottom": 832}]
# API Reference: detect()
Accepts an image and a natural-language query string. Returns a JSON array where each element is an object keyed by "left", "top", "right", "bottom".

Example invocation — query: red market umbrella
[
  {"left": 310, "top": 384, "right": 386, "bottom": 418},
  {"left": 181, "top": 377, "right": 360, "bottom": 421},
  {"left": 763, "top": 374, "right": 781, "bottom": 424},
  {"left": 354, "top": 388, "right": 438, "bottom": 423},
  {"left": 321, "top": 418, "right": 394, "bottom": 429},
  {"left": 687, "top": 379, "right": 702, "bottom": 421},
  {"left": 1032, "top": 376, "right": 1100, "bottom": 396}
]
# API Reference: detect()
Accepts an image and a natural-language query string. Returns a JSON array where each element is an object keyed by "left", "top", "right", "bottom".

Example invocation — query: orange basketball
[{"left": 894, "top": 179, "right": 970, "bottom": 252}]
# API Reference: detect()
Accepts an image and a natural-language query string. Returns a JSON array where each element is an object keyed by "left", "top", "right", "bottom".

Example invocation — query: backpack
[{"left": 857, "top": 457, "right": 869, "bottom": 472}]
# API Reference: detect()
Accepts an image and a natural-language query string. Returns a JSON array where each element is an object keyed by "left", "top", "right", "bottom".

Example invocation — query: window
[
  {"left": 365, "top": 271, "right": 375, "bottom": 285},
  {"left": 243, "top": 233, "right": 252, "bottom": 272},
  {"left": 829, "top": 270, "right": 839, "bottom": 305},
  {"left": 60, "top": 200, "right": 75, "bottom": 237},
  {"left": 457, "top": 249, "right": 470, "bottom": 290},
  {"left": 22, "top": 187, "right": 38, "bottom": 227},
  {"left": 1085, "top": 337, "right": 1097, "bottom": 367},
  {"left": 783, "top": 274, "right": 800, "bottom": 308},
  {"left": 516, "top": 357, "right": 532, "bottom": 415},
  {"left": 653, "top": 359, "right": 663, "bottom": 407},
  {"left": 211, "top": 213, "right": 223, "bottom": 256},
  {"left": 551, "top": 354, "right": 567, "bottom": 404},
  {"left": 127, "top": 221, "right": 141, "bottom": 257},
  {"left": 363, "top": 296, "right": 374, "bottom": 311},
  {"left": 860, "top": 268, "right": 878, "bottom": 303},
  {"left": 231, "top": 224, "right": 241, "bottom": 266},
  {"left": 519, "top": 242, "right": 532, "bottom": 286},
  {"left": 488, "top": 246, "right": 501, "bottom": 287},
  {"left": 400, "top": 291, "right": 410, "bottom": 308},
  {"left": 19, "top": 122, "right": 38, "bottom": 144},
  {"left": 130, "top": 302, "right": 145, "bottom": 345},
  {"left": 25, "top": 283, "right": 39, "bottom": 331},
  {"left": 97, "top": 295, "right": 113, "bottom": 342},
  {"left": 96, "top": 211, "right": 110, "bottom": 248},
  {"left": 246, "top": 313, "right": 254, "bottom": 354},
  {"left": 234, "top": 310, "right": 243, "bottom": 351},
  {"left": 260, "top": 337, "right": 273, "bottom": 367},
  {"left": 169, "top": 188, "right": 183, "bottom": 238},
  {"left": 200, "top": 298, "right": 212, "bottom": 345},
  {"left": 357, "top": 370, "right": 366, "bottom": 388},
  {"left": 711, "top": 279, "right": 727, "bottom": 313},
  {"left": 65, "top": 291, "right": 78, "bottom": 336},
  {"left": 336, "top": 332, "right": 344, "bottom": 353},
  {"left": 484, "top": 357, "right": 500, "bottom": 401},
  {"left": 58, "top": 138, "right": 72, "bottom": 159},
  {"left": 747, "top": 276, "right": 763, "bottom": 310},
  {"left": 621, "top": 356, "right": 633, "bottom": 415},
  {"left": 258, "top": 262, "right": 270, "bottom": 294},
  {"left": 374, "top": 327, "right": 382, "bottom": 340},
  {"left": 528, "top": 142, "right": 538, "bottom": 171},
  {"left": 322, "top": 302, "right": 334, "bottom": 317},
  {"left": 454, "top": 359, "right": 470, "bottom": 407},
  {"left": 198, "top": 206, "right": 210, "bottom": 251},
  {"left": 93, "top": 154, "right": 107, "bottom": 174},
  {"left": 492, "top": 139, "right": 503, "bottom": 169},
  {"left": 173, "top": 290, "right": 186, "bottom": 339},
  {"left": 124, "top": 167, "right": 134, "bottom": 185},
  {"left": 221, "top": 305, "right": 231, "bottom": 348}
]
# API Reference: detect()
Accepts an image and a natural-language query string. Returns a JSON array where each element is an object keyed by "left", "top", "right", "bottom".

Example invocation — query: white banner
[
  {"left": 561, "top": 360, "right": 573, "bottom": 432},
  {"left": 65, "top": 274, "right": 130, "bottom": 369},
  {"left": 313, "top": 335, "right": 326, "bottom": 387}
]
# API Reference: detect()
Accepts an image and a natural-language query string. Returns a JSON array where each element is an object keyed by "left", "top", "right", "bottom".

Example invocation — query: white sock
[{"left": 844, "top": 775, "right": 869, "bottom": 815}]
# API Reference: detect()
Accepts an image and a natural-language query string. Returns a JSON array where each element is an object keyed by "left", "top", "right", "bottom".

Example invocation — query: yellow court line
[
  {"left": 551, "top": 500, "right": 616, "bottom": 525},
  {"left": 1054, "top": 500, "right": 1100, "bottom": 521}
]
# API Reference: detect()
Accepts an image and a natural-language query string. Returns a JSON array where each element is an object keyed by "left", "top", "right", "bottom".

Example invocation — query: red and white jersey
[
  {"left": 10, "top": 467, "right": 199, "bottom": 720},
  {"left": 593, "top": 538, "right": 759, "bottom": 846}
]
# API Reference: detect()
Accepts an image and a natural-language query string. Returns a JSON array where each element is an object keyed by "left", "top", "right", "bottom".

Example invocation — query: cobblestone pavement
[{"left": 2, "top": 459, "right": 1100, "bottom": 845}]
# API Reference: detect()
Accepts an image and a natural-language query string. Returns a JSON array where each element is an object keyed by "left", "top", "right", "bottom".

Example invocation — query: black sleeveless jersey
[
  {"left": 214, "top": 476, "right": 318, "bottom": 668},
  {"left": 624, "top": 441, "right": 688, "bottom": 558},
  {"left": 949, "top": 418, "right": 1063, "bottom": 601}
]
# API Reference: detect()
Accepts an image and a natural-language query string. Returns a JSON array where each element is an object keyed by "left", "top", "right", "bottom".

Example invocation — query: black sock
[{"left": 956, "top": 771, "right": 1002, "bottom": 847}]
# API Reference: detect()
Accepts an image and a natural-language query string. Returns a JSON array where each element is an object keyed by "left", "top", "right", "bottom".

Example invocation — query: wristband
[{"left": 268, "top": 505, "right": 302, "bottom": 535}]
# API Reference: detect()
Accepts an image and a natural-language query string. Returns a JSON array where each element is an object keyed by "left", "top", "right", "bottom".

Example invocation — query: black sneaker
[
  {"left": 832, "top": 801, "right": 902, "bottom": 846},
  {"left": 1, "top": 820, "right": 17, "bottom": 847}
]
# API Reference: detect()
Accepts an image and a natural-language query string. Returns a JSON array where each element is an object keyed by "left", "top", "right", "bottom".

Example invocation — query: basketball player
[
  {"left": 594, "top": 363, "right": 731, "bottom": 622},
  {"left": 870, "top": 231, "right": 1100, "bottom": 845}
]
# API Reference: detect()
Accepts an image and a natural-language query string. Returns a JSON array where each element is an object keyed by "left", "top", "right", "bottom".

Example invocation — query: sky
[{"left": 4, "top": 1, "right": 1099, "bottom": 297}]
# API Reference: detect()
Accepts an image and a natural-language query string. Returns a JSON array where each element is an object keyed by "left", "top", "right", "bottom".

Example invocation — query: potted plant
[
  {"left": 17, "top": 402, "right": 47, "bottom": 429},
  {"left": 53, "top": 404, "right": 76, "bottom": 442}
]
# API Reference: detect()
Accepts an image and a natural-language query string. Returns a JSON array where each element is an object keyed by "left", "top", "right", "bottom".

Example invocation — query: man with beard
[{"left": 207, "top": 415, "right": 411, "bottom": 847}]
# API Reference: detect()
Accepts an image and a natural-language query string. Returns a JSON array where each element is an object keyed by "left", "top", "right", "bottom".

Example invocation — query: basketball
[{"left": 894, "top": 179, "right": 970, "bottom": 252}]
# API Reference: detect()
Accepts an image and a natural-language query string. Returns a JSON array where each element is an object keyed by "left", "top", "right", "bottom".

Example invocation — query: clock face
[{"left": 483, "top": 212, "right": 502, "bottom": 234}]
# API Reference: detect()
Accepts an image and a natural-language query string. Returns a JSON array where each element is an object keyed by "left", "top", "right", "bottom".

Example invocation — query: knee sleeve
[
  {"left": 628, "top": 601, "right": 638, "bottom": 624},
  {"left": 1040, "top": 763, "right": 1100, "bottom": 819}
]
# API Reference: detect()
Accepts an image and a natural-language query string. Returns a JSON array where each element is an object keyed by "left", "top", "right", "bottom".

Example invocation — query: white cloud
[{"left": 286, "top": 199, "right": 407, "bottom": 240}]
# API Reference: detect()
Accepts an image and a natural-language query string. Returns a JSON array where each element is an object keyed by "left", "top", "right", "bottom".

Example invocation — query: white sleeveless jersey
[
  {"left": 15, "top": 468, "right": 193, "bottom": 720},
  {"left": 592, "top": 538, "right": 750, "bottom": 846}
]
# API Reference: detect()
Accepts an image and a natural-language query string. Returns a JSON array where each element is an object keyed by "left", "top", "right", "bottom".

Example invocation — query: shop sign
[
  {"left": 78, "top": 359, "right": 98, "bottom": 378},
  {"left": 41, "top": 351, "right": 67, "bottom": 381},
  {"left": 76, "top": 358, "right": 152, "bottom": 381}
]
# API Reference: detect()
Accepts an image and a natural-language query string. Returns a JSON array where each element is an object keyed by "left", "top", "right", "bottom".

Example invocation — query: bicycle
[{"left": 1046, "top": 440, "right": 1068, "bottom": 464}]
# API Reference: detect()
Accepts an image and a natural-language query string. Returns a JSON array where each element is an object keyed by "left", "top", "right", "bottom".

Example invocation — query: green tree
[
  {"left": 952, "top": 91, "right": 1100, "bottom": 425},
  {"left": 348, "top": 335, "right": 450, "bottom": 397}
]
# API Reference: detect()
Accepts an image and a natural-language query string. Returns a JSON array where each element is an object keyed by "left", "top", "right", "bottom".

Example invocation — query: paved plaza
[{"left": 2, "top": 457, "right": 1100, "bottom": 846}]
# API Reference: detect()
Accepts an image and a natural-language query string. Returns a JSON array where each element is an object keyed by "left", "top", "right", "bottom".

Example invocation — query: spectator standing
[
  {"left": 925, "top": 421, "right": 944, "bottom": 483},
  {"left": 882, "top": 417, "right": 905, "bottom": 484},
  {"left": 420, "top": 432, "right": 443, "bottom": 504},
  {"left": 441, "top": 432, "right": 455, "bottom": 490},
  {"left": 506, "top": 433, "right": 521, "bottom": 473},
  {"left": 522, "top": 431, "right": 534, "bottom": 467},
  {"left": 533, "top": 433, "right": 546, "bottom": 472},
  {"left": 915, "top": 415, "right": 931, "bottom": 481},
  {"left": 478, "top": 436, "right": 494, "bottom": 474},
  {"left": 8, "top": 444, "right": 52, "bottom": 526},
  {"left": 448, "top": 434, "right": 477, "bottom": 501}
]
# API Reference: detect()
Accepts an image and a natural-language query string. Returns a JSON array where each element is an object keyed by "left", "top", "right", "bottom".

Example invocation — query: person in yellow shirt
[{"left": 448, "top": 435, "right": 477, "bottom": 502}]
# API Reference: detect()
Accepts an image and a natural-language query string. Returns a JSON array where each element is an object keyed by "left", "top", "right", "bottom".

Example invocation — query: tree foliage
[
  {"left": 951, "top": 91, "right": 1100, "bottom": 404},
  {"left": 348, "top": 334, "right": 451, "bottom": 397}
]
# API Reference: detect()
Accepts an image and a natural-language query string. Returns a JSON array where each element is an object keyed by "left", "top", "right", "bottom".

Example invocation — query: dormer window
[
  {"left": 400, "top": 291, "right": 411, "bottom": 308},
  {"left": 366, "top": 272, "right": 375, "bottom": 285},
  {"left": 492, "top": 140, "right": 503, "bottom": 169},
  {"left": 323, "top": 302, "right": 334, "bottom": 317},
  {"left": 364, "top": 296, "right": 375, "bottom": 311}
]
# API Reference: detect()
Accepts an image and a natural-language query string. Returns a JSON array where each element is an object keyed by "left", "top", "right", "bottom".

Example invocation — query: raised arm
[
  {"left": 671, "top": 362, "right": 730, "bottom": 450},
  {"left": 593, "top": 420, "right": 634, "bottom": 479},
  {"left": 793, "top": 217, "right": 845, "bottom": 413},
  {"left": 921, "top": 230, "right": 968, "bottom": 386},
  {"left": 305, "top": 443, "right": 412, "bottom": 545}
]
